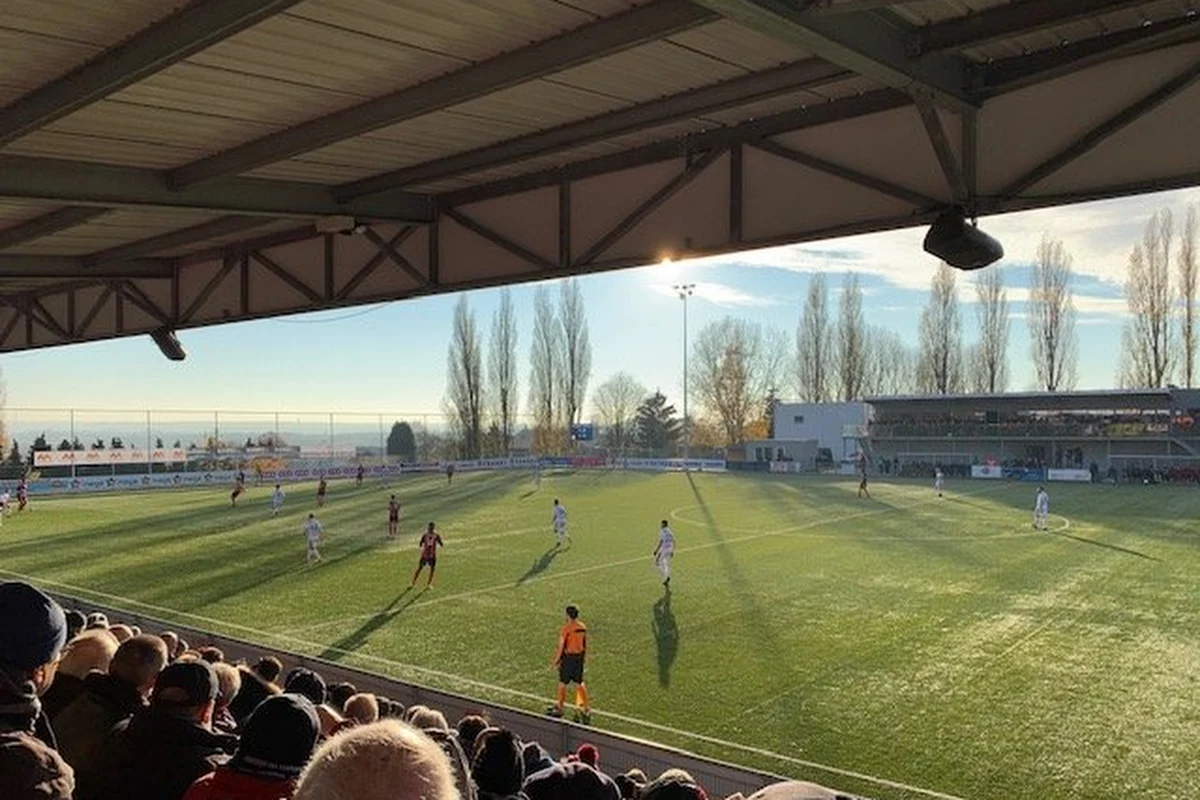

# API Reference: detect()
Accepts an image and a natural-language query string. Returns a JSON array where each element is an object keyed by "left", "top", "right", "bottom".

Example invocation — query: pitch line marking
[
  {"left": 286, "top": 484, "right": 1014, "bottom": 635},
  {"left": 0, "top": 568, "right": 969, "bottom": 800}
]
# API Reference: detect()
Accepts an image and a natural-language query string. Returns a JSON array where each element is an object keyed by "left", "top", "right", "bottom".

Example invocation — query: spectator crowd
[{"left": 1, "top": 581, "right": 853, "bottom": 800}]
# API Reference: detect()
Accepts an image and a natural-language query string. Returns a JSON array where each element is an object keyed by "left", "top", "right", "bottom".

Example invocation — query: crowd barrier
[
  {"left": 40, "top": 592, "right": 850, "bottom": 800},
  {"left": 21, "top": 456, "right": 727, "bottom": 496}
]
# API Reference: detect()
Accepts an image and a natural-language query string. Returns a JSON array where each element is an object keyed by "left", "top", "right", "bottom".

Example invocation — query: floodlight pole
[{"left": 674, "top": 283, "right": 695, "bottom": 460}]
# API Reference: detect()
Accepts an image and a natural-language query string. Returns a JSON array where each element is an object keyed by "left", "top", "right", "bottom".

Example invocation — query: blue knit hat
[{"left": 0, "top": 582, "right": 67, "bottom": 671}]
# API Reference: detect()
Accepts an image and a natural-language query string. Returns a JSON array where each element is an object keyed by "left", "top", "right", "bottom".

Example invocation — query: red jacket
[{"left": 182, "top": 767, "right": 296, "bottom": 800}]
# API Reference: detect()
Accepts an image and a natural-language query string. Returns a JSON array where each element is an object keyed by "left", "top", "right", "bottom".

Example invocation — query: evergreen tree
[
  {"left": 635, "top": 391, "right": 682, "bottom": 457},
  {"left": 386, "top": 422, "right": 417, "bottom": 461}
]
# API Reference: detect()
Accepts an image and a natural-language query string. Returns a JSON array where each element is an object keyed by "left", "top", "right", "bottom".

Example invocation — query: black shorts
[
  {"left": 558, "top": 653, "right": 585, "bottom": 684},
  {"left": 419, "top": 556, "right": 436, "bottom": 569}
]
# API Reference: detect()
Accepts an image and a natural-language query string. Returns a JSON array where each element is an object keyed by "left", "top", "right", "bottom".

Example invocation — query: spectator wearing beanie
[
  {"left": 0, "top": 581, "right": 74, "bottom": 800},
  {"left": 92, "top": 660, "right": 236, "bottom": 800},
  {"left": 472, "top": 728, "right": 525, "bottom": 799},
  {"left": 326, "top": 681, "right": 356, "bottom": 711},
  {"left": 576, "top": 743, "right": 600, "bottom": 769},
  {"left": 54, "top": 634, "right": 168, "bottom": 800},
  {"left": 41, "top": 630, "right": 119, "bottom": 719},
  {"left": 283, "top": 667, "right": 325, "bottom": 707},
  {"left": 524, "top": 761, "right": 620, "bottom": 800},
  {"left": 227, "top": 657, "right": 282, "bottom": 726},
  {"left": 293, "top": 720, "right": 460, "bottom": 800},
  {"left": 182, "top": 694, "right": 320, "bottom": 800}
]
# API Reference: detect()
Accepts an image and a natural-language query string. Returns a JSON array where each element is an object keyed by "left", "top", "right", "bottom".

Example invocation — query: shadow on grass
[
  {"left": 318, "top": 585, "right": 425, "bottom": 660},
  {"left": 1047, "top": 529, "right": 1160, "bottom": 561},
  {"left": 517, "top": 545, "right": 563, "bottom": 585},
  {"left": 652, "top": 589, "right": 678, "bottom": 688}
]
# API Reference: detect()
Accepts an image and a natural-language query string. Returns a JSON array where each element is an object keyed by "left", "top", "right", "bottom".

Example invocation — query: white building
[{"left": 772, "top": 402, "right": 870, "bottom": 459}]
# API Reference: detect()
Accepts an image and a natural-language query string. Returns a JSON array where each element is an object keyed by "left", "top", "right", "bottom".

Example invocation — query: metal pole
[
  {"left": 674, "top": 283, "right": 695, "bottom": 460},
  {"left": 146, "top": 410, "right": 152, "bottom": 476},
  {"left": 69, "top": 409, "right": 76, "bottom": 481}
]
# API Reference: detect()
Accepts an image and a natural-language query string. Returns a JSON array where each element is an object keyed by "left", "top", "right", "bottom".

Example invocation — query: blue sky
[{"left": 3, "top": 185, "right": 1198, "bottom": 420}]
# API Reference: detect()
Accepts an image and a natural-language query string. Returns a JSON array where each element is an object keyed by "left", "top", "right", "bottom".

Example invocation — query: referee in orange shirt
[{"left": 548, "top": 604, "right": 591, "bottom": 723}]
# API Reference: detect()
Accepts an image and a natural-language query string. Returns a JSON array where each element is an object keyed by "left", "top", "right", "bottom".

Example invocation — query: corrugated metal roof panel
[
  {"left": 0, "top": 30, "right": 100, "bottom": 106},
  {"left": 666, "top": 18, "right": 810, "bottom": 70},
  {"left": 1, "top": 0, "right": 188, "bottom": 44},
  {"left": 156, "top": 218, "right": 306, "bottom": 257},
  {"left": 2, "top": 131, "right": 206, "bottom": 168},
  {"left": 14, "top": 209, "right": 225, "bottom": 256},
  {"left": 892, "top": 0, "right": 1010, "bottom": 27},
  {"left": 37, "top": 101, "right": 283, "bottom": 153}
]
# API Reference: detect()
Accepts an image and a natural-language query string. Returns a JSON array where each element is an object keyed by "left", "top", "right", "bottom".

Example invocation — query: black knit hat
[
  {"left": 472, "top": 728, "right": 525, "bottom": 796},
  {"left": 64, "top": 609, "right": 86, "bottom": 641},
  {"left": 153, "top": 661, "right": 218, "bottom": 707},
  {"left": 283, "top": 667, "right": 326, "bottom": 706},
  {"left": 229, "top": 694, "right": 319, "bottom": 781},
  {"left": 0, "top": 582, "right": 67, "bottom": 670}
]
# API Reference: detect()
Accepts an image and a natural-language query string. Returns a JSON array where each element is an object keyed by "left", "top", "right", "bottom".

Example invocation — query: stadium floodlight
[
  {"left": 150, "top": 327, "right": 186, "bottom": 361},
  {"left": 923, "top": 208, "right": 1004, "bottom": 270},
  {"left": 673, "top": 283, "right": 696, "bottom": 460}
]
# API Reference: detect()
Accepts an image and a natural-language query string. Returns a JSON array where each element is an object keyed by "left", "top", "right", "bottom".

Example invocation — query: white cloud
[{"left": 648, "top": 281, "right": 779, "bottom": 308}]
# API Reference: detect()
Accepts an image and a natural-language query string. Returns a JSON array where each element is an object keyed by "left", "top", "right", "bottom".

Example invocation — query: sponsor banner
[
  {"left": 769, "top": 461, "right": 803, "bottom": 474},
  {"left": 1001, "top": 466, "right": 1045, "bottom": 481},
  {"left": 34, "top": 448, "right": 188, "bottom": 466},
  {"left": 971, "top": 465, "right": 1004, "bottom": 479},
  {"left": 1047, "top": 468, "right": 1091, "bottom": 482},
  {"left": 618, "top": 458, "right": 726, "bottom": 472}
]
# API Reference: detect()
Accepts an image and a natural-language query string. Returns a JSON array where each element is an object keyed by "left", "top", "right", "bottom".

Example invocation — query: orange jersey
[{"left": 557, "top": 619, "right": 587, "bottom": 659}]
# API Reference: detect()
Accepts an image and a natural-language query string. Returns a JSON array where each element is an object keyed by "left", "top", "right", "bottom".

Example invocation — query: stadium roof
[
  {"left": 866, "top": 388, "right": 1200, "bottom": 413},
  {"left": 0, "top": 0, "right": 1198, "bottom": 352}
]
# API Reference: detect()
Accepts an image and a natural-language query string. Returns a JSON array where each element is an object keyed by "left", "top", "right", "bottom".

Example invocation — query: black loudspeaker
[
  {"left": 150, "top": 328, "right": 186, "bottom": 361},
  {"left": 923, "top": 209, "right": 1004, "bottom": 270}
]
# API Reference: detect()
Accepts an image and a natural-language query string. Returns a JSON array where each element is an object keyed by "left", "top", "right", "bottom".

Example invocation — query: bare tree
[
  {"left": 1179, "top": 205, "right": 1198, "bottom": 387},
  {"left": 528, "top": 287, "right": 560, "bottom": 449},
  {"left": 971, "top": 268, "right": 1009, "bottom": 393},
  {"left": 1029, "top": 236, "right": 1078, "bottom": 391},
  {"left": 795, "top": 274, "right": 832, "bottom": 402},
  {"left": 445, "top": 295, "right": 484, "bottom": 458},
  {"left": 488, "top": 289, "right": 518, "bottom": 453},
  {"left": 592, "top": 372, "right": 647, "bottom": 451},
  {"left": 1120, "top": 210, "right": 1175, "bottom": 387},
  {"left": 863, "top": 327, "right": 915, "bottom": 396},
  {"left": 558, "top": 279, "right": 592, "bottom": 426},
  {"left": 836, "top": 273, "right": 867, "bottom": 400},
  {"left": 917, "top": 264, "right": 964, "bottom": 394},
  {"left": 692, "top": 317, "right": 778, "bottom": 445}
]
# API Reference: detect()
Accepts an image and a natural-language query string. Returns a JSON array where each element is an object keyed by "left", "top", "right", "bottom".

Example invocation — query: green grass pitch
[{"left": 2, "top": 470, "right": 1198, "bottom": 800}]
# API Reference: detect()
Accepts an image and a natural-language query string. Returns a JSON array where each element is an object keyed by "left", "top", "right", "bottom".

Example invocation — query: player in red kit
[
  {"left": 16, "top": 476, "right": 28, "bottom": 511},
  {"left": 356, "top": 464, "right": 364, "bottom": 487},
  {"left": 316, "top": 475, "right": 328, "bottom": 507},
  {"left": 411, "top": 522, "right": 444, "bottom": 588},
  {"left": 387, "top": 494, "right": 401, "bottom": 538},
  {"left": 230, "top": 471, "right": 245, "bottom": 507}
]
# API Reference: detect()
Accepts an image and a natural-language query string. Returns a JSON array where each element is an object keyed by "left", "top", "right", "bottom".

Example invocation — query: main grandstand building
[{"left": 867, "top": 388, "right": 1200, "bottom": 480}]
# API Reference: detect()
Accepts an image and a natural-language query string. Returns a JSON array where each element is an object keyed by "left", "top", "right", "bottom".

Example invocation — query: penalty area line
[{"left": 0, "top": 566, "right": 968, "bottom": 800}]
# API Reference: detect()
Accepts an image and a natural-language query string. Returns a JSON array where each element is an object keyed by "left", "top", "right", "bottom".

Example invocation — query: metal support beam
[
  {"left": 558, "top": 182, "right": 571, "bottom": 269},
  {"left": 914, "top": 97, "right": 967, "bottom": 202},
  {"left": 914, "top": 0, "right": 1149, "bottom": 57},
  {"left": 239, "top": 252, "right": 250, "bottom": 315},
  {"left": 323, "top": 235, "right": 335, "bottom": 302},
  {"left": 250, "top": 252, "right": 323, "bottom": 304},
  {"left": 338, "top": 59, "right": 848, "bottom": 199},
  {"left": 442, "top": 89, "right": 911, "bottom": 207},
  {"left": 1001, "top": 59, "right": 1200, "bottom": 198},
  {"left": 76, "top": 285, "right": 115, "bottom": 338},
  {"left": 962, "top": 108, "right": 978, "bottom": 210},
  {"left": 804, "top": 1, "right": 902, "bottom": 12},
  {"left": 750, "top": 138, "right": 939, "bottom": 207},
  {"left": 575, "top": 148, "right": 724, "bottom": 267},
  {"left": 181, "top": 257, "right": 237, "bottom": 323},
  {"left": 0, "top": 255, "right": 173, "bottom": 279},
  {"left": 0, "top": 156, "right": 434, "bottom": 222},
  {"left": 361, "top": 227, "right": 426, "bottom": 287},
  {"left": 166, "top": 0, "right": 718, "bottom": 187},
  {"left": 0, "top": 0, "right": 304, "bottom": 147},
  {"left": 0, "top": 312, "right": 20, "bottom": 348},
  {"left": 984, "top": 16, "right": 1200, "bottom": 96},
  {"left": 0, "top": 207, "right": 111, "bottom": 251},
  {"left": 729, "top": 144, "right": 744, "bottom": 243},
  {"left": 335, "top": 228, "right": 413, "bottom": 302},
  {"left": 442, "top": 208, "right": 558, "bottom": 272},
  {"left": 86, "top": 215, "right": 269, "bottom": 266},
  {"left": 120, "top": 281, "right": 171, "bottom": 326},
  {"left": 693, "top": 0, "right": 977, "bottom": 110}
]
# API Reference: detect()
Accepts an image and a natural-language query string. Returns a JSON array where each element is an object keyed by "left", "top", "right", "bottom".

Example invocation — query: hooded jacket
[
  {"left": 92, "top": 704, "right": 236, "bottom": 800},
  {"left": 181, "top": 766, "right": 297, "bottom": 800},
  {"left": 52, "top": 671, "right": 146, "bottom": 798},
  {"left": 0, "top": 665, "right": 75, "bottom": 800}
]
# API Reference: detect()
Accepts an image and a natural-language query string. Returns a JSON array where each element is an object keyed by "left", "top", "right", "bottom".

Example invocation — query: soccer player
[
  {"left": 316, "top": 475, "right": 328, "bottom": 507},
  {"left": 388, "top": 494, "right": 401, "bottom": 538},
  {"left": 356, "top": 464, "right": 364, "bottom": 487},
  {"left": 934, "top": 467, "right": 945, "bottom": 498},
  {"left": 304, "top": 513, "right": 324, "bottom": 565},
  {"left": 270, "top": 483, "right": 285, "bottom": 517},
  {"left": 230, "top": 472, "right": 245, "bottom": 507},
  {"left": 856, "top": 457, "right": 870, "bottom": 499},
  {"left": 1033, "top": 486, "right": 1050, "bottom": 530},
  {"left": 654, "top": 520, "right": 676, "bottom": 588},
  {"left": 411, "top": 522, "right": 444, "bottom": 588},
  {"left": 552, "top": 499, "right": 570, "bottom": 547},
  {"left": 446, "top": 463, "right": 455, "bottom": 486},
  {"left": 548, "top": 604, "right": 591, "bottom": 723},
  {"left": 16, "top": 476, "right": 28, "bottom": 511}
]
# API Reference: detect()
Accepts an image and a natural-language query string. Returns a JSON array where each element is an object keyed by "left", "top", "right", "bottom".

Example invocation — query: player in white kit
[
  {"left": 270, "top": 483, "right": 285, "bottom": 517},
  {"left": 304, "top": 513, "right": 324, "bottom": 564},
  {"left": 552, "top": 499, "right": 570, "bottom": 546},
  {"left": 1033, "top": 486, "right": 1050, "bottom": 530},
  {"left": 934, "top": 468, "right": 945, "bottom": 497},
  {"left": 654, "top": 520, "right": 675, "bottom": 588}
]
